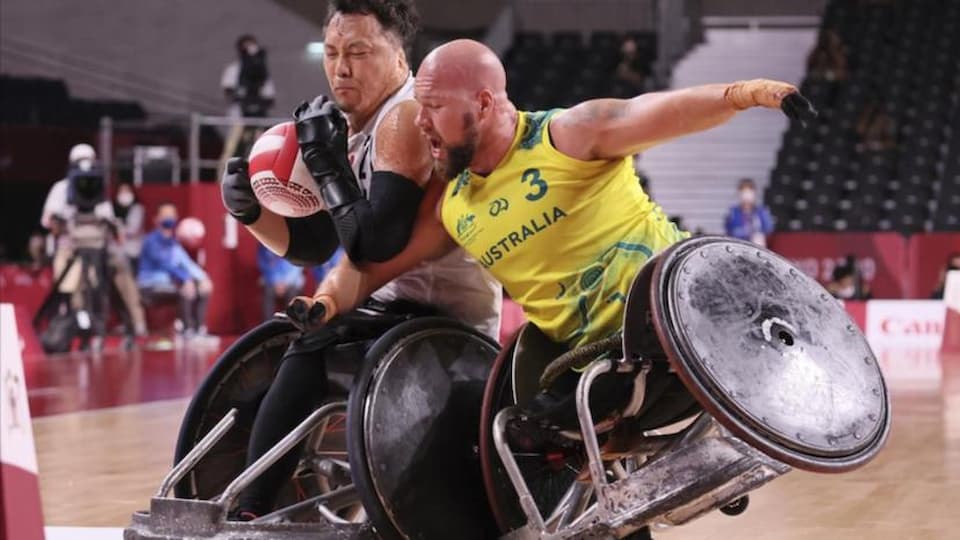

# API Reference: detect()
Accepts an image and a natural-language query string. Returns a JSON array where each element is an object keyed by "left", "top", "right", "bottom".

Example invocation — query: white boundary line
[{"left": 45, "top": 526, "right": 125, "bottom": 539}]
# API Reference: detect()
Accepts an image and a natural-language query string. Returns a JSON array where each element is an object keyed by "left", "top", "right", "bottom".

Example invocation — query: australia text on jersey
[{"left": 478, "top": 205, "right": 567, "bottom": 269}]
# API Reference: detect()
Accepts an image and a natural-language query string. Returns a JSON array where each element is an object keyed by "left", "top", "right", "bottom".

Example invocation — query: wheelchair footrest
[{"left": 124, "top": 497, "right": 375, "bottom": 540}]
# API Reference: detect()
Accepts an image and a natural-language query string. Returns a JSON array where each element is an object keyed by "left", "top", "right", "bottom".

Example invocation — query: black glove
[
  {"left": 221, "top": 158, "right": 261, "bottom": 225},
  {"left": 286, "top": 296, "right": 327, "bottom": 333},
  {"left": 293, "top": 96, "right": 357, "bottom": 205},
  {"left": 781, "top": 92, "right": 819, "bottom": 128}
]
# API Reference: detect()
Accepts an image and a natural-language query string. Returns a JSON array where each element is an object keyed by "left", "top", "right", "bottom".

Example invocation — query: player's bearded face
[{"left": 439, "top": 113, "right": 478, "bottom": 180}]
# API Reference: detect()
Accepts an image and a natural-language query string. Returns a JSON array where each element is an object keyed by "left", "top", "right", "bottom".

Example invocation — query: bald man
[{"left": 294, "top": 38, "right": 814, "bottom": 353}]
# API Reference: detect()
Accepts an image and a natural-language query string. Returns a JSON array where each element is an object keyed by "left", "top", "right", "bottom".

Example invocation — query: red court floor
[{"left": 23, "top": 338, "right": 234, "bottom": 417}]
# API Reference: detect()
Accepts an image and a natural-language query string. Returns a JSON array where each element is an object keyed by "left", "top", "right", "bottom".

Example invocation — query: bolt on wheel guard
[{"left": 496, "top": 237, "right": 890, "bottom": 539}]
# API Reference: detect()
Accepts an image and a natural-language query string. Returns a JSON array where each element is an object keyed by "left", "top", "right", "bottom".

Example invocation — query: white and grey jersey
[{"left": 346, "top": 74, "right": 502, "bottom": 339}]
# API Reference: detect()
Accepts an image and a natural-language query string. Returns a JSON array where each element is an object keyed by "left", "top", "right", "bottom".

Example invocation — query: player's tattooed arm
[
  {"left": 551, "top": 80, "right": 804, "bottom": 162},
  {"left": 550, "top": 85, "right": 734, "bottom": 161}
]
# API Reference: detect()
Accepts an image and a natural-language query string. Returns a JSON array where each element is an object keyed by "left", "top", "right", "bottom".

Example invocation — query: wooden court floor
[{"left": 32, "top": 350, "right": 958, "bottom": 539}]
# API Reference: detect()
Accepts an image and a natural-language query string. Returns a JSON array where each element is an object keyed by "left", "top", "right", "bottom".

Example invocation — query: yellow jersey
[{"left": 440, "top": 109, "right": 688, "bottom": 348}]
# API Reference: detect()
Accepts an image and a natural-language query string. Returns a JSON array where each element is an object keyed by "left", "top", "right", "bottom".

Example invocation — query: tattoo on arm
[{"left": 567, "top": 99, "right": 629, "bottom": 124}]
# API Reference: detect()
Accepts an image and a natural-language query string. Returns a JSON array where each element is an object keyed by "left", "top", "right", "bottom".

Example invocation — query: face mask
[
  {"left": 117, "top": 192, "right": 134, "bottom": 206},
  {"left": 739, "top": 189, "right": 756, "bottom": 205},
  {"left": 160, "top": 218, "right": 177, "bottom": 230},
  {"left": 837, "top": 285, "right": 855, "bottom": 299}
]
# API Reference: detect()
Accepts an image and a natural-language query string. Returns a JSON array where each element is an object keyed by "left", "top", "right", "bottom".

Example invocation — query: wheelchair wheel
[
  {"left": 478, "top": 330, "right": 584, "bottom": 535},
  {"left": 347, "top": 317, "right": 500, "bottom": 540},
  {"left": 172, "top": 316, "right": 363, "bottom": 520},
  {"left": 174, "top": 317, "right": 299, "bottom": 500}
]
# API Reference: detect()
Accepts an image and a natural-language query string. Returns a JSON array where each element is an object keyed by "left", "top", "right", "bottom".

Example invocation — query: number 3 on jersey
[{"left": 522, "top": 168, "right": 548, "bottom": 201}]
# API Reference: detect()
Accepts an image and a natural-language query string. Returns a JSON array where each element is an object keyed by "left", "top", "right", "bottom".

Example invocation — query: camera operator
[
  {"left": 39, "top": 145, "right": 146, "bottom": 350},
  {"left": 222, "top": 34, "right": 275, "bottom": 118},
  {"left": 220, "top": 34, "right": 277, "bottom": 162}
]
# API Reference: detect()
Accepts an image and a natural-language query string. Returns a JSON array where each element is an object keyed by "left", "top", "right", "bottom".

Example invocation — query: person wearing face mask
[
  {"left": 137, "top": 203, "right": 214, "bottom": 338},
  {"left": 112, "top": 182, "right": 145, "bottom": 268},
  {"left": 724, "top": 178, "right": 774, "bottom": 246},
  {"left": 826, "top": 260, "right": 871, "bottom": 301}
]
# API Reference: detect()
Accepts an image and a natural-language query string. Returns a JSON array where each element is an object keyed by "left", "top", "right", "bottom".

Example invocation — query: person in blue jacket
[
  {"left": 725, "top": 178, "right": 774, "bottom": 246},
  {"left": 257, "top": 244, "right": 305, "bottom": 319},
  {"left": 137, "top": 202, "right": 213, "bottom": 337}
]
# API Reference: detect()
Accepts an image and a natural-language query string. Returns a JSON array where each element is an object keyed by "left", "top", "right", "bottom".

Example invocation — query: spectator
[
  {"left": 615, "top": 38, "right": 650, "bottom": 94},
  {"left": 257, "top": 244, "right": 305, "bottom": 320},
  {"left": 807, "top": 29, "right": 848, "bottom": 82},
  {"left": 138, "top": 203, "right": 214, "bottom": 338},
  {"left": 112, "top": 181, "right": 145, "bottom": 269},
  {"left": 856, "top": 100, "right": 896, "bottom": 152},
  {"left": 41, "top": 144, "right": 146, "bottom": 342},
  {"left": 827, "top": 260, "right": 871, "bottom": 300},
  {"left": 931, "top": 252, "right": 960, "bottom": 300},
  {"left": 724, "top": 178, "right": 774, "bottom": 246}
]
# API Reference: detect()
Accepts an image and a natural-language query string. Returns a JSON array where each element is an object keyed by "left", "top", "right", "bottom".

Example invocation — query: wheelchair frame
[{"left": 126, "top": 237, "right": 891, "bottom": 540}]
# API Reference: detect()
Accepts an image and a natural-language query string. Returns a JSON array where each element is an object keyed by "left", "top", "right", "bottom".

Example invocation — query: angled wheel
[
  {"left": 649, "top": 236, "right": 891, "bottom": 472},
  {"left": 172, "top": 316, "right": 363, "bottom": 519},
  {"left": 347, "top": 317, "right": 500, "bottom": 540},
  {"left": 174, "top": 317, "right": 300, "bottom": 501}
]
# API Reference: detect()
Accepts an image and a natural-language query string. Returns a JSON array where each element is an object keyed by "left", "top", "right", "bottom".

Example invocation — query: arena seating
[
  {"left": 0, "top": 75, "right": 146, "bottom": 128},
  {"left": 502, "top": 30, "right": 657, "bottom": 111},
  {"left": 767, "top": 0, "right": 960, "bottom": 233}
]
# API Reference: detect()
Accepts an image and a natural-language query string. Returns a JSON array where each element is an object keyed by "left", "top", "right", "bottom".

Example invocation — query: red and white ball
[
  {"left": 247, "top": 122, "right": 326, "bottom": 218},
  {"left": 176, "top": 216, "right": 206, "bottom": 250}
]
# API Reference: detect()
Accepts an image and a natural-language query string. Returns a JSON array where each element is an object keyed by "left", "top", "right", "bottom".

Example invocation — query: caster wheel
[{"left": 720, "top": 495, "right": 749, "bottom": 516}]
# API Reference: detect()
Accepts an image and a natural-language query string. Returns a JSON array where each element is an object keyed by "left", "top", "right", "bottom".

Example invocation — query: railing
[
  {"left": 484, "top": 4, "right": 517, "bottom": 57},
  {"left": 702, "top": 16, "right": 821, "bottom": 29},
  {"left": 188, "top": 114, "right": 289, "bottom": 182},
  {"left": 97, "top": 114, "right": 287, "bottom": 185}
]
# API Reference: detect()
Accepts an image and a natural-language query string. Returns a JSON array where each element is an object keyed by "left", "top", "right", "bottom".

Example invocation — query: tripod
[{"left": 34, "top": 216, "right": 127, "bottom": 352}]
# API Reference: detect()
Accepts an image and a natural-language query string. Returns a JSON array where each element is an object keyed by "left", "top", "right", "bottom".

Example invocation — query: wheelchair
[
  {"left": 127, "top": 304, "right": 502, "bottom": 539},
  {"left": 126, "top": 237, "right": 890, "bottom": 540}
]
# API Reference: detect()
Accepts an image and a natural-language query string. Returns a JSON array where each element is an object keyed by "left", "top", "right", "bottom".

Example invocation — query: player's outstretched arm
[
  {"left": 550, "top": 79, "right": 816, "bottom": 161},
  {"left": 287, "top": 179, "right": 456, "bottom": 331}
]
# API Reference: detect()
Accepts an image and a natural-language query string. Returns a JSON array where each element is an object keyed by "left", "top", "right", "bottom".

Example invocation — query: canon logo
[{"left": 880, "top": 318, "right": 944, "bottom": 335}]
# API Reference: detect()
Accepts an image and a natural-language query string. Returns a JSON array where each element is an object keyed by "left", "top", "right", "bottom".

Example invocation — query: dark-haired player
[{"left": 223, "top": 2, "right": 501, "bottom": 519}]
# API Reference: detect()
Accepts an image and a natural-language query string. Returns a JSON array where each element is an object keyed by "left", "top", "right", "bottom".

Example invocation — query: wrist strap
[{"left": 723, "top": 80, "right": 753, "bottom": 111}]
